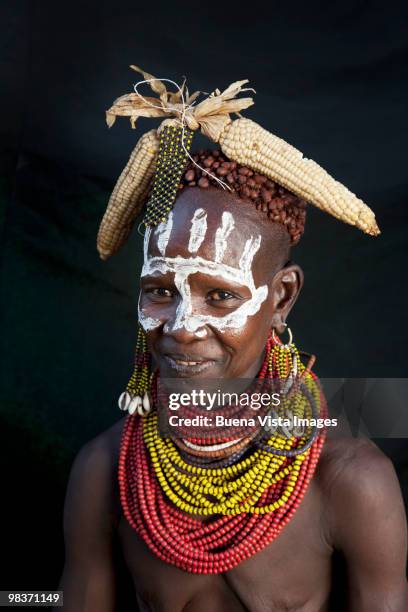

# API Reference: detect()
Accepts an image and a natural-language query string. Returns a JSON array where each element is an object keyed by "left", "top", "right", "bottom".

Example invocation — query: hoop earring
[
  {"left": 118, "top": 325, "right": 153, "bottom": 416},
  {"left": 272, "top": 325, "right": 293, "bottom": 348}
]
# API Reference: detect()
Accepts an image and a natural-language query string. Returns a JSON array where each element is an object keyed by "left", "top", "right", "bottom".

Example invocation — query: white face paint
[
  {"left": 155, "top": 211, "right": 173, "bottom": 256},
  {"left": 214, "top": 212, "right": 235, "bottom": 262},
  {"left": 137, "top": 225, "right": 162, "bottom": 332},
  {"left": 138, "top": 208, "right": 268, "bottom": 336},
  {"left": 188, "top": 208, "right": 207, "bottom": 253},
  {"left": 137, "top": 293, "right": 162, "bottom": 331}
]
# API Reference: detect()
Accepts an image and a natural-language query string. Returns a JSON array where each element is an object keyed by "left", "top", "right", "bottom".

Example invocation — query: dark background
[{"left": 1, "top": 0, "right": 407, "bottom": 606}]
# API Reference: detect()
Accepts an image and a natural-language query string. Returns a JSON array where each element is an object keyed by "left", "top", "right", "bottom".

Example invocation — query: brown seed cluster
[{"left": 178, "top": 149, "right": 307, "bottom": 245}]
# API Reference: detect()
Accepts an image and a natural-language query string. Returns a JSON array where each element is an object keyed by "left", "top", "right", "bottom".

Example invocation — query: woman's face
[{"left": 138, "top": 188, "right": 301, "bottom": 379}]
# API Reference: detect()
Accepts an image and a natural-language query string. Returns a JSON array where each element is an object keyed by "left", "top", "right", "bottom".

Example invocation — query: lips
[
  {"left": 163, "top": 353, "right": 216, "bottom": 376},
  {"left": 166, "top": 353, "right": 211, "bottom": 364},
  {"left": 170, "top": 358, "right": 203, "bottom": 367}
]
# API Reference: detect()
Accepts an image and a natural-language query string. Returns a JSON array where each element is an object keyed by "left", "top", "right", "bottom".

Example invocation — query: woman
[{"left": 58, "top": 69, "right": 407, "bottom": 611}]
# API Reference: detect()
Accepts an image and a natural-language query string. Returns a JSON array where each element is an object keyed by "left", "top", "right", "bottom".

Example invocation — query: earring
[
  {"left": 270, "top": 326, "right": 299, "bottom": 393},
  {"left": 260, "top": 327, "right": 320, "bottom": 457},
  {"left": 118, "top": 325, "right": 153, "bottom": 416},
  {"left": 272, "top": 325, "right": 293, "bottom": 349}
]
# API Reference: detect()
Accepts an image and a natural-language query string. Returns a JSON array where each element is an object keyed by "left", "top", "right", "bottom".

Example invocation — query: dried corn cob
[
  {"left": 97, "top": 129, "right": 160, "bottom": 260},
  {"left": 218, "top": 118, "right": 379, "bottom": 236}
]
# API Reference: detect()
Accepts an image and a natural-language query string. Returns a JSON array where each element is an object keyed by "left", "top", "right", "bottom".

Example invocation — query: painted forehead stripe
[
  {"left": 188, "top": 208, "right": 208, "bottom": 254},
  {"left": 239, "top": 235, "right": 262, "bottom": 271},
  {"left": 214, "top": 211, "right": 235, "bottom": 263},
  {"left": 143, "top": 226, "right": 152, "bottom": 260},
  {"left": 154, "top": 211, "right": 173, "bottom": 256},
  {"left": 143, "top": 252, "right": 259, "bottom": 280}
]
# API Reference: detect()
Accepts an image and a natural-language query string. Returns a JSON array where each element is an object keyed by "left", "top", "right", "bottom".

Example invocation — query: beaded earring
[
  {"left": 269, "top": 326, "right": 299, "bottom": 392},
  {"left": 118, "top": 325, "right": 154, "bottom": 416},
  {"left": 271, "top": 326, "right": 317, "bottom": 388}
]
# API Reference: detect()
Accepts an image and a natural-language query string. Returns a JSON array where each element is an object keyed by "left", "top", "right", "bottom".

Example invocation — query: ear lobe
[{"left": 270, "top": 264, "right": 304, "bottom": 331}]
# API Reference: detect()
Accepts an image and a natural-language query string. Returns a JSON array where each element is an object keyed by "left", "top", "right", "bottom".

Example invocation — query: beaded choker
[{"left": 118, "top": 335, "right": 327, "bottom": 574}]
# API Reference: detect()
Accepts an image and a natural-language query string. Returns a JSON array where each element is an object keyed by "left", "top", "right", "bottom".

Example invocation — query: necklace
[{"left": 119, "top": 335, "right": 327, "bottom": 573}]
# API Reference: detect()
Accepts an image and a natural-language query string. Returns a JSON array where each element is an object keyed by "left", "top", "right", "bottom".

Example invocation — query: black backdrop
[{"left": 1, "top": 0, "right": 407, "bottom": 600}]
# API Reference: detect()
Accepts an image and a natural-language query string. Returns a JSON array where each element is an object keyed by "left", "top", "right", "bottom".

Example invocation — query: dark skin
[{"left": 58, "top": 189, "right": 408, "bottom": 612}]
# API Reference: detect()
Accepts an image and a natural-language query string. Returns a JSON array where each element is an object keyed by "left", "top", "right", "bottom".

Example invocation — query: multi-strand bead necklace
[{"left": 119, "top": 334, "right": 327, "bottom": 574}]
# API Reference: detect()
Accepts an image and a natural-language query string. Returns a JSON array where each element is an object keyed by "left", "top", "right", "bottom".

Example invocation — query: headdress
[{"left": 97, "top": 65, "right": 379, "bottom": 260}]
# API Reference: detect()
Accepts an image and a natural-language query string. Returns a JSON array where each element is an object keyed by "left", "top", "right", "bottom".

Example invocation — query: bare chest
[{"left": 117, "top": 487, "right": 333, "bottom": 612}]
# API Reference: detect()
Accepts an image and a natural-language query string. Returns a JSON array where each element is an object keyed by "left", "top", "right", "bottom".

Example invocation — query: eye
[
  {"left": 153, "top": 288, "right": 172, "bottom": 297},
  {"left": 145, "top": 287, "right": 174, "bottom": 301},
  {"left": 208, "top": 289, "right": 239, "bottom": 302}
]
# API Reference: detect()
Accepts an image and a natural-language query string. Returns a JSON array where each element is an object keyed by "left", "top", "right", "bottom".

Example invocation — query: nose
[
  {"left": 163, "top": 320, "right": 208, "bottom": 341},
  {"left": 163, "top": 316, "right": 208, "bottom": 342},
  {"left": 162, "top": 325, "right": 208, "bottom": 343}
]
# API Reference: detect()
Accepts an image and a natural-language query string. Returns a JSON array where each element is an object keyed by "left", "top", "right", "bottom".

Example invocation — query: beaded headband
[{"left": 97, "top": 65, "right": 380, "bottom": 260}]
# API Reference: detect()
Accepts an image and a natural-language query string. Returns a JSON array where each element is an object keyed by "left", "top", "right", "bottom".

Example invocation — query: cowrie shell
[
  {"left": 142, "top": 392, "right": 151, "bottom": 414},
  {"left": 118, "top": 391, "right": 131, "bottom": 411},
  {"left": 128, "top": 396, "right": 139, "bottom": 415},
  {"left": 136, "top": 396, "right": 144, "bottom": 416}
]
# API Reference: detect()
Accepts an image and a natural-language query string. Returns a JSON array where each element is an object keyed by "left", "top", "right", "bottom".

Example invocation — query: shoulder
[
  {"left": 317, "top": 437, "right": 406, "bottom": 550},
  {"left": 71, "top": 417, "right": 125, "bottom": 478},
  {"left": 64, "top": 418, "right": 126, "bottom": 534},
  {"left": 317, "top": 436, "right": 395, "bottom": 492}
]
